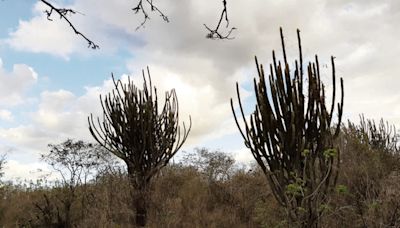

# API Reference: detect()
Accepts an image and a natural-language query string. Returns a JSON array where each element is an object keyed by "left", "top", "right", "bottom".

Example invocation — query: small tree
[
  {"left": 88, "top": 68, "right": 191, "bottom": 226},
  {"left": 231, "top": 28, "right": 344, "bottom": 227},
  {"left": 37, "top": 139, "right": 109, "bottom": 227},
  {"left": 183, "top": 148, "right": 235, "bottom": 182}
]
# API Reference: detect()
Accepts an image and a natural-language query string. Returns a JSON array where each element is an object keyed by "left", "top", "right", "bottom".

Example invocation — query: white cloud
[
  {"left": 0, "top": 77, "right": 125, "bottom": 160},
  {"left": 0, "top": 109, "right": 13, "bottom": 122},
  {"left": 0, "top": 125, "right": 55, "bottom": 154},
  {"left": 0, "top": 69, "right": 238, "bottom": 163},
  {"left": 4, "top": 0, "right": 400, "bottom": 141},
  {"left": 3, "top": 159, "right": 54, "bottom": 182},
  {"left": 2, "top": 0, "right": 400, "bottom": 181},
  {"left": 0, "top": 58, "right": 38, "bottom": 106},
  {"left": 6, "top": 2, "right": 87, "bottom": 59},
  {"left": 5, "top": 1, "right": 145, "bottom": 57},
  {"left": 123, "top": 66, "right": 240, "bottom": 143},
  {"left": 233, "top": 147, "right": 254, "bottom": 167}
]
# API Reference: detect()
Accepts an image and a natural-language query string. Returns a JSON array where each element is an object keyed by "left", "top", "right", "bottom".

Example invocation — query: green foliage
[
  {"left": 286, "top": 173, "right": 305, "bottom": 198},
  {"left": 317, "top": 203, "right": 331, "bottom": 213},
  {"left": 335, "top": 185, "right": 348, "bottom": 194},
  {"left": 286, "top": 183, "right": 303, "bottom": 197},
  {"left": 323, "top": 148, "right": 337, "bottom": 159},
  {"left": 301, "top": 149, "right": 310, "bottom": 157}
]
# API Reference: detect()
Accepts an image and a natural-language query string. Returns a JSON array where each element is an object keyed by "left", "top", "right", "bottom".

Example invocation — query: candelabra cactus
[
  {"left": 231, "top": 28, "right": 344, "bottom": 227},
  {"left": 88, "top": 68, "right": 191, "bottom": 226},
  {"left": 348, "top": 115, "right": 399, "bottom": 154}
]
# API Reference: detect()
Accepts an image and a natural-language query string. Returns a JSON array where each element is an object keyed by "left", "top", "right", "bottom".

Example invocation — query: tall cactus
[
  {"left": 88, "top": 68, "right": 191, "bottom": 226},
  {"left": 231, "top": 28, "right": 344, "bottom": 227},
  {"left": 348, "top": 115, "right": 399, "bottom": 154}
]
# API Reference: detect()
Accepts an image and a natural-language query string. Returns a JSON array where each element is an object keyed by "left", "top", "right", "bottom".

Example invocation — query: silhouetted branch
[
  {"left": 40, "top": 0, "right": 99, "bottom": 49},
  {"left": 204, "top": 0, "right": 236, "bottom": 40},
  {"left": 132, "top": 0, "right": 169, "bottom": 31}
]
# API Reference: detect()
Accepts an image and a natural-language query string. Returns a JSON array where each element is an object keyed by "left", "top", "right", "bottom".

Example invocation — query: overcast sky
[{"left": 0, "top": 0, "right": 399, "bottom": 181}]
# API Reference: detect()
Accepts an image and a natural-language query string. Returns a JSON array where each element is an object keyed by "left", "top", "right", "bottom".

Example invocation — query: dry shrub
[{"left": 324, "top": 121, "right": 400, "bottom": 228}]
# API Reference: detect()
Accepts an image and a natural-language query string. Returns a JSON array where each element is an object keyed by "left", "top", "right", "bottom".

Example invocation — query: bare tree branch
[
  {"left": 132, "top": 0, "right": 169, "bottom": 31},
  {"left": 204, "top": 0, "right": 236, "bottom": 40},
  {"left": 40, "top": 0, "right": 99, "bottom": 49}
]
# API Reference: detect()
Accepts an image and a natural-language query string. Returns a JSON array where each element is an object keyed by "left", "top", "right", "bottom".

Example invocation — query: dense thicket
[{"left": 1, "top": 124, "right": 400, "bottom": 227}]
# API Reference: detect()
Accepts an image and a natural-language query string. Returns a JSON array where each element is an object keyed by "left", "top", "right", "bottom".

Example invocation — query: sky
[{"left": 0, "top": 0, "right": 399, "bottom": 181}]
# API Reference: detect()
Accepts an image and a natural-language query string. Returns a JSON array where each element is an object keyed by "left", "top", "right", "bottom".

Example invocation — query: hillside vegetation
[{"left": 1, "top": 121, "right": 400, "bottom": 227}]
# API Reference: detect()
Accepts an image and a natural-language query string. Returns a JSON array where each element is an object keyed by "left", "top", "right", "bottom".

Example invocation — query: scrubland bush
[{"left": 1, "top": 137, "right": 400, "bottom": 227}]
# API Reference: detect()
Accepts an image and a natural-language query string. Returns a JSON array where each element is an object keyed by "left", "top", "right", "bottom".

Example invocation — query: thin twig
[
  {"left": 40, "top": 0, "right": 99, "bottom": 49},
  {"left": 132, "top": 0, "right": 169, "bottom": 31},
  {"left": 204, "top": 0, "right": 236, "bottom": 40}
]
